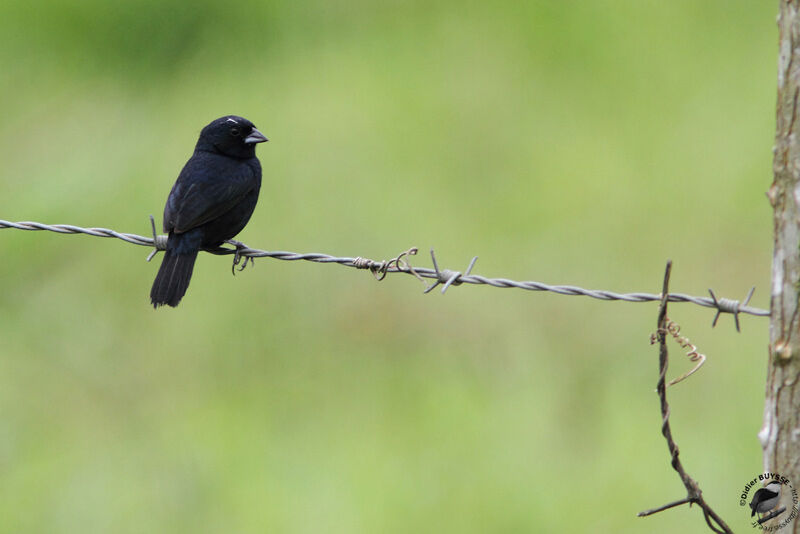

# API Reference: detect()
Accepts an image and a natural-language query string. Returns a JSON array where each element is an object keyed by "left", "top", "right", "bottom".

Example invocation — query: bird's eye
[{"left": 230, "top": 128, "right": 241, "bottom": 137}]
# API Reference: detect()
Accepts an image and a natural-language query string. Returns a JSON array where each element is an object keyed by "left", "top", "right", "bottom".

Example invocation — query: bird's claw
[{"left": 226, "top": 239, "right": 254, "bottom": 275}]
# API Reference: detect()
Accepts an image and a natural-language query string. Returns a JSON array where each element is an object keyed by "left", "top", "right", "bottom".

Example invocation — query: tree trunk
[{"left": 763, "top": 1, "right": 800, "bottom": 531}]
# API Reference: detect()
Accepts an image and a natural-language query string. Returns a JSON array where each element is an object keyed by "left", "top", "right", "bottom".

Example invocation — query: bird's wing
[{"left": 163, "top": 154, "right": 260, "bottom": 234}]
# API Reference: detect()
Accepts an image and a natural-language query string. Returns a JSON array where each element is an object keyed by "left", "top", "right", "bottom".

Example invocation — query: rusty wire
[{"left": 638, "top": 261, "right": 733, "bottom": 533}]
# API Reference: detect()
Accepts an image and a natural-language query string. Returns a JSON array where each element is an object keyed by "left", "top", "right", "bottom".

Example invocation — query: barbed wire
[{"left": 0, "top": 219, "right": 770, "bottom": 328}]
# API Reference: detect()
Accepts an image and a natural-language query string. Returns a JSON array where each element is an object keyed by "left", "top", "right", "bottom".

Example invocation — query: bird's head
[
  {"left": 196, "top": 115, "right": 268, "bottom": 159},
  {"left": 765, "top": 480, "right": 783, "bottom": 492}
]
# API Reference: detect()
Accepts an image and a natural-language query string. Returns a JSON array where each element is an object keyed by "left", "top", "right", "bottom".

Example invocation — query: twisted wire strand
[
  {"left": 1, "top": 220, "right": 155, "bottom": 246},
  {"left": 0, "top": 219, "right": 770, "bottom": 319}
]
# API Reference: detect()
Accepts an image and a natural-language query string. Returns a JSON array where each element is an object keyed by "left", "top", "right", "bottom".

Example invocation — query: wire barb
[
  {"left": 145, "top": 214, "right": 167, "bottom": 262},
  {"left": 424, "top": 249, "right": 479, "bottom": 294},
  {"left": 708, "top": 286, "right": 754, "bottom": 332}
]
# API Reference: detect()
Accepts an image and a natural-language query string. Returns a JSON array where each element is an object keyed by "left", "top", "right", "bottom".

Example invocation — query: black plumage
[
  {"left": 750, "top": 481, "right": 782, "bottom": 517},
  {"left": 150, "top": 115, "right": 268, "bottom": 308}
]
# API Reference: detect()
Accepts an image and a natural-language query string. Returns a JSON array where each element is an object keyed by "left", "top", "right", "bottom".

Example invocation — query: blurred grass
[{"left": 0, "top": 1, "right": 777, "bottom": 532}]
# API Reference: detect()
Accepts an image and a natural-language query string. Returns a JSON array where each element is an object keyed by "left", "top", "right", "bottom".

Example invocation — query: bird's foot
[{"left": 225, "top": 239, "right": 254, "bottom": 275}]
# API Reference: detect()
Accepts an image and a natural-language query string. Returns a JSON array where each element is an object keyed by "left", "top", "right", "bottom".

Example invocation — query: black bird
[
  {"left": 750, "top": 480, "right": 782, "bottom": 518},
  {"left": 150, "top": 115, "right": 268, "bottom": 308}
]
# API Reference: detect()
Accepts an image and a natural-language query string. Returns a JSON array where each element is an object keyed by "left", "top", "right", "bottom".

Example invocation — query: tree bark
[{"left": 763, "top": 1, "right": 800, "bottom": 531}]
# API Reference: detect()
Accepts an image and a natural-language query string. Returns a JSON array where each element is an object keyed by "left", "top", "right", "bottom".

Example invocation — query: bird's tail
[{"left": 150, "top": 248, "right": 198, "bottom": 308}]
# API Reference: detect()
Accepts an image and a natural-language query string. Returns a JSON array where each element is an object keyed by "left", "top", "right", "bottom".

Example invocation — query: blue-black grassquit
[{"left": 150, "top": 115, "right": 268, "bottom": 308}]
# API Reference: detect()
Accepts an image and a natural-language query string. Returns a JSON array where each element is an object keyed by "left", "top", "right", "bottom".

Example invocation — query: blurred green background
[{"left": 0, "top": 1, "right": 777, "bottom": 532}]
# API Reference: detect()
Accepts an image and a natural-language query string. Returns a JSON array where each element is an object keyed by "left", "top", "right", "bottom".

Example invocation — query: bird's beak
[{"left": 244, "top": 128, "right": 268, "bottom": 144}]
